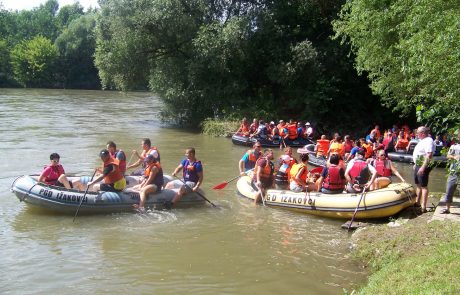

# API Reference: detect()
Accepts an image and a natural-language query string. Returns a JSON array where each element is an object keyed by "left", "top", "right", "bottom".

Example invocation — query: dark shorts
[
  {"left": 56, "top": 180, "right": 73, "bottom": 189},
  {"left": 414, "top": 166, "right": 431, "bottom": 187},
  {"left": 100, "top": 183, "right": 121, "bottom": 192}
]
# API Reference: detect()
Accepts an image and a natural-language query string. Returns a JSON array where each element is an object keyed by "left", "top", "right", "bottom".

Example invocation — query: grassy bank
[
  {"left": 351, "top": 201, "right": 460, "bottom": 294},
  {"left": 200, "top": 118, "right": 239, "bottom": 137}
]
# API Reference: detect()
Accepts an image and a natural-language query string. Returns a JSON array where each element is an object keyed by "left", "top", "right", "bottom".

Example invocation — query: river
[{"left": 0, "top": 89, "right": 448, "bottom": 294}]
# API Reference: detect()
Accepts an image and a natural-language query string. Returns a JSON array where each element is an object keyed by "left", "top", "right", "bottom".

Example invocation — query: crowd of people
[
  {"left": 238, "top": 123, "right": 460, "bottom": 215},
  {"left": 236, "top": 117, "right": 314, "bottom": 141},
  {"left": 38, "top": 139, "right": 203, "bottom": 211}
]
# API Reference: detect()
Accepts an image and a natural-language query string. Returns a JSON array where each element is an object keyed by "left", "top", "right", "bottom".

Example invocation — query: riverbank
[
  {"left": 350, "top": 192, "right": 460, "bottom": 294},
  {"left": 200, "top": 118, "right": 239, "bottom": 137}
]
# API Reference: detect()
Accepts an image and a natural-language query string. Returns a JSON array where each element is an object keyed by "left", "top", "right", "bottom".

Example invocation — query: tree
[
  {"left": 55, "top": 14, "right": 100, "bottom": 89},
  {"left": 333, "top": 0, "right": 460, "bottom": 133},
  {"left": 10, "top": 35, "right": 58, "bottom": 87}
]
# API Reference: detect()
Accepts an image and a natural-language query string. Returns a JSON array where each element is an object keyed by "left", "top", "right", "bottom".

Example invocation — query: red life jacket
[
  {"left": 110, "top": 149, "right": 126, "bottom": 174},
  {"left": 322, "top": 165, "right": 345, "bottom": 190},
  {"left": 349, "top": 159, "right": 369, "bottom": 184},
  {"left": 372, "top": 159, "right": 392, "bottom": 177},
  {"left": 43, "top": 164, "right": 65, "bottom": 184},
  {"left": 287, "top": 123, "right": 298, "bottom": 140},
  {"left": 103, "top": 158, "right": 124, "bottom": 185}
]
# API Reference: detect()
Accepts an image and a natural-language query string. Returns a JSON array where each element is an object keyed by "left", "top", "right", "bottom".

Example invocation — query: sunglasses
[{"left": 51, "top": 159, "right": 60, "bottom": 163}]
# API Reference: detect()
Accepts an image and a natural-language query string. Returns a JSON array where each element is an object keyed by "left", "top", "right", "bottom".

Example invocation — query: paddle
[
  {"left": 173, "top": 176, "right": 218, "bottom": 208},
  {"left": 212, "top": 168, "right": 254, "bottom": 190},
  {"left": 347, "top": 186, "right": 367, "bottom": 231},
  {"left": 73, "top": 169, "right": 97, "bottom": 223}
]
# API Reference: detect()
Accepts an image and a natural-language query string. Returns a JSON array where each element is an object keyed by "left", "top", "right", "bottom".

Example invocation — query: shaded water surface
[{"left": 1, "top": 89, "right": 445, "bottom": 294}]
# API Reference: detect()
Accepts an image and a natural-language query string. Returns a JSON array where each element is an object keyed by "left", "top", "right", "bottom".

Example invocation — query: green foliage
[
  {"left": 0, "top": 38, "right": 14, "bottom": 86},
  {"left": 200, "top": 118, "right": 240, "bottom": 137},
  {"left": 10, "top": 35, "right": 58, "bottom": 87},
  {"left": 55, "top": 14, "right": 100, "bottom": 89},
  {"left": 333, "top": 0, "right": 460, "bottom": 133},
  {"left": 353, "top": 221, "right": 460, "bottom": 294},
  {"left": 95, "top": 0, "right": 391, "bottom": 130}
]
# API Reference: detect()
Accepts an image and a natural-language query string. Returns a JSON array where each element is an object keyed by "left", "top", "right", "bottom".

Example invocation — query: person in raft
[
  {"left": 252, "top": 149, "right": 275, "bottom": 204},
  {"left": 127, "top": 138, "right": 160, "bottom": 175},
  {"left": 38, "top": 153, "right": 84, "bottom": 190},
  {"left": 132, "top": 154, "right": 164, "bottom": 212},
  {"left": 344, "top": 148, "right": 378, "bottom": 193},
  {"left": 317, "top": 154, "right": 346, "bottom": 194},
  {"left": 239, "top": 142, "right": 262, "bottom": 176},
  {"left": 289, "top": 153, "right": 310, "bottom": 192},
  {"left": 106, "top": 141, "right": 127, "bottom": 176},
  {"left": 236, "top": 117, "right": 250, "bottom": 136},
  {"left": 88, "top": 149, "right": 127, "bottom": 192},
  {"left": 165, "top": 147, "right": 203, "bottom": 206},
  {"left": 369, "top": 150, "right": 405, "bottom": 190}
]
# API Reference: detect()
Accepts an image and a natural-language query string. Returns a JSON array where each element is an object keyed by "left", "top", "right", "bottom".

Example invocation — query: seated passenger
[
  {"left": 88, "top": 149, "right": 127, "bottom": 192},
  {"left": 236, "top": 117, "right": 250, "bottom": 136},
  {"left": 370, "top": 150, "right": 405, "bottom": 190},
  {"left": 285, "top": 119, "right": 298, "bottom": 141},
  {"left": 315, "top": 135, "right": 330, "bottom": 158},
  {"left": 289, "top": 153, "right": 309, "bottom": 192},
  {"left": 127, "top": 138, "right": 160, "bottom": 175},
  {"left": 249, "top": 118, "right": 259, "bottom": 135},
  {"left": 394, "top": 130, "right": 409, "bottom": 151},
  {"left": 274, "top": 147, "right": 297, "bottom": 190},
  {"left": 346, "top": 139, "right": 362, "bottom": 162},
  {"left": 328, "top": 135, "right": 344, "bottom": 158},
  {"left": 317, "top": 154, "right": 346, "bottom": 194},
  {"left": 38, "top": 153, "right": 84, "bottom": 190},
  {"left": 344, "top": 148, "right": 377, "bottom": 193},
  {"left": 132, "top": 155, "right": 164, "bottom": 211},
  {"left": 106, "top": 141, "right": 127, "bottom": 176},
  {"left": 251, "top": 120, "right": 269, "bottom": 139},
  {"left": 305, "top": 122, "right": 313, "bottom": 138}
]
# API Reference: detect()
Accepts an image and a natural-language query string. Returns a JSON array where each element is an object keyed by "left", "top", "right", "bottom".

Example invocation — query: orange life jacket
[
  {"left": 395, "top": 138, "right": 408, "bottom": 150},
  {"left": 372, "top": 159, "right": 392, "bottom": 177},
  {"left": 289, "top": 162, "right": 308, "bottom": 185},
  {"left": 103, "top": 158, "right": 124, "bottom": 185},
  {"left": 362, "top": 143, "right": 374, "bottom": 159},
  {"left": 239, "top": 123, "right": 249, "bottom": 134},
  {"left": 253, "top": 157, "right": 274, "bottom": 181},
  {"left": 316, "top": 139, "right": 330, "bottom": 157},
  {"left": 329, "top": 142, "right": 344, "bottom": 156},
  {"left": 287, "top": 123, "right": 298, "bottom": 140},
  {"left": 144, "top": 162, "right": 164, "bottom": 188},
  {"left": 110, "top": 149, "right": 126, "bottom": 174},
  {"left": 322, "top": 165, "right": 345, "bottom": 190}
]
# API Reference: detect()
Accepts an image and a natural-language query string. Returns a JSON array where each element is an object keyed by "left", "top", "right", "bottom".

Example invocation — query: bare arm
[
  {"left": 390, "top": 162, "right": 405, "bottom": 182},
  {"left": 171, "top": 164, "right": 183, "bottom": 177}
]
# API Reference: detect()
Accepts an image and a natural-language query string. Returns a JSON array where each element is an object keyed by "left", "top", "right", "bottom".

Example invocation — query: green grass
[
  {"left": 351, "top": 216, "right": 460, "bottom": 294},
  {"left": 200, "top": 118, "right": 239, "bottom": 137}
]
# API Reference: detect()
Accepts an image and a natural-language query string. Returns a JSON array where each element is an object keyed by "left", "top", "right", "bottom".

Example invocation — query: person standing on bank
[
  {"left": 88, "top": 149, "right": 127, "bottom": 192},
  {"left": 440, "top": 131, "right": 460, "bottom": 214},
  {"left": 165, "top": 147, "right": 203, "bottom": 206},
  {"left": 412, "top": 126, "right": 435, "bottom": 213}
]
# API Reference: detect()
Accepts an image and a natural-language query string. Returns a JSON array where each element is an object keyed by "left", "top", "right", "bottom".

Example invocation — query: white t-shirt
[
  {"left": 148, "top": 149, "right": 159, "bottom": 159},
  {"left": 448, "top": 143, "right": 460, "bottom": 173},
  {"left": 412, "top": 136, "right": 434, "bottom": 164}
]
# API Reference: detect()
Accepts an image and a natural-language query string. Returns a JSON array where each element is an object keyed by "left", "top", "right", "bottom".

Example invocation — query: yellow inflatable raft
[{"left": 236, "top": 176, "right": 416, "bottom": 219}]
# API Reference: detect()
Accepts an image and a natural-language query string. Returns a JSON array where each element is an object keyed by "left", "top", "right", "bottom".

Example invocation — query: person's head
[
  {"left": 305, "top": 122, "right": 311, "bottom": 126},
  {"left": 253, "top": 142, "right": 262, "bottom": 152},
  {"left": 386, "top": 130, "right": 392, "bottom": 137},
  {"left": 284, "top": 147, "right": 293, "bottom": 156},
  {"left": 279, "top": 120, "right": 285, "bottom": 126},
  {"left": 106, "top": 141, "right": 117, "bottom": 153},
  {"left": 374, "top": 125, "right": 380, "bottom": 130},
  {"left": 344, "top": 135, "right": 350, "bottom": 141},
  {"left": 398, "top": 130, "right": 404, "bottom": 138},
  {"left": 356, "top": 148, "right": 366, "bottom": 158},
  {"left": 321, "top": 135, "right": 327, "bottom": 140},
  {"left": 264, "top": 149, "right": 274, "bottom": 160},
  {"left": 185, "top": 147, "right": 196, "bottom": 158},
  {"left": 289, "top": 119, "right": 295, "bottom": 124},
  {"left": 377, "top": 150, "right": 386, "bottom": 159},
  {"left": 335, "top": 135, "right": 342, "bottom": 142},
  {"left": 49, "top": 153, "right": 60, "bottom": 165},
  {"left": 270, "top": 121, "right": 275, "bottom": 126},
  {"left": 299, "top": 153, "right": 309, "bottom": 163},
  {"left": 253, "top": 118, "right": 258, "bottom": 124},
  {"left": 416, "top": 126, "right": 429, "bottom": 138},
  {"left": 99, "top": 149, "right": 111, "bottom": 162},
  {"left": 329, "top": 153, "right": 340, "bottom": 165},
  {"left": 333, "top": 133, "right": 340, "bottom": 140},
  {"left": 242, "top": 117, "right": 248, "bottom": 124},
  {"left": 142, "top": 138, "right": 151, "bottom": 150},
  {"left": 259, "top": 120, "right": 264, "bottom": 125},
  {"left": 355, "top": 139, "right": 361, "bottom": 147}
]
